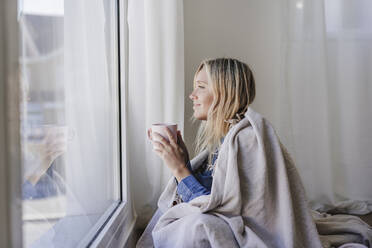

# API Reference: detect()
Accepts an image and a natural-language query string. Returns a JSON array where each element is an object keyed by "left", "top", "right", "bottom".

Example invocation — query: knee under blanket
[{"left": 137, "top": 107, "right": 371, "bottom": 248}]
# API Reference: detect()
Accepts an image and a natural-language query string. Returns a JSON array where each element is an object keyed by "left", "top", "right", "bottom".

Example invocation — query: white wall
[{"left": 184, "top": 0, "right": 283, "bottom": 157}]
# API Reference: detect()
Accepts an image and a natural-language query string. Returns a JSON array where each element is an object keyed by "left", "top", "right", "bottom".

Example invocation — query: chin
[{"left": 193, "top": 113, "right": 207, "bottom": 121}]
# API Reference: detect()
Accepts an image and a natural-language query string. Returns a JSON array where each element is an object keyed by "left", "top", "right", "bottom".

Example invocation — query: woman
[
  {"left": 138, "top": 58, "right": 322, "bottom": 247},
  {"left": 148, "top": 57, "right": 253, "bottom": 202}
]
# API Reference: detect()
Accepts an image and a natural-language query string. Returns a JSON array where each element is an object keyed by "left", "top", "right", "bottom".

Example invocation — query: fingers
[
  {"left": 152, "top": 141, "right": 165, "bottom": 151},
  {"left": 147, "top": 128, "right": 153, "bottom": 141},
  {"left": 177, "top": 130, "right": 185, "bottom": 145},
  {"left": 165, "top": 128, "right": 177, "bottom": 146},
  {"left": 152, "top": 132, "right": 170, "bottom": 146},
  {"left": 152, "top": 141, "right": 165, "bottom": 159}
]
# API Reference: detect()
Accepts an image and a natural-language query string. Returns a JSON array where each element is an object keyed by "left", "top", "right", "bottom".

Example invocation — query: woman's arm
[
  {"left": 176, "top": 174, "right": 211, "bottom": 202},
  {"left": 174, "top": 161, "right": 211, "bottom": 202}
]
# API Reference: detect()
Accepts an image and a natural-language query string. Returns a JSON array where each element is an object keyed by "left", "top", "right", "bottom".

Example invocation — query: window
[{"left": 18, "top": 0, "right": 124, "bottom": 246}]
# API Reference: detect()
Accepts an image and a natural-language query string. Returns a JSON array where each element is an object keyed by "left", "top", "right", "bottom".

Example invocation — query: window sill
[
  {"left": 90, "top": 201, "right": 137, "bottom": 248},
  {"left": 24, "top": 201, "right": 136, "bottom": 248}
]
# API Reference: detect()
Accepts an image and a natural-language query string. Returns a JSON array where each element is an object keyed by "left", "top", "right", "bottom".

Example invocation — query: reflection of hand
[
  {"left": 25, "top": 129, "right": 68, "bottom": 185},
  {"left": 43, "top": 133, "right": 67, "bottom": 165}
]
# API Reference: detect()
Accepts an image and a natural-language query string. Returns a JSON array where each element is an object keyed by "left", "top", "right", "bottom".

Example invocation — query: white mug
[{"left": 151, "top": 123, "right": 178, "bottom": 143}]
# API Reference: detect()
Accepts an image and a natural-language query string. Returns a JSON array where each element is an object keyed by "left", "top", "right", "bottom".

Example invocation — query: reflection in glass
[{"left": 19, "top": 0, "right": 121, "bottom": 247}]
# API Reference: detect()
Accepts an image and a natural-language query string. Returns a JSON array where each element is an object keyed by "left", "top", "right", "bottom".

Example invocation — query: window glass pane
[{"left": 19, "top": 0, "right": 121, "bottom": 247}]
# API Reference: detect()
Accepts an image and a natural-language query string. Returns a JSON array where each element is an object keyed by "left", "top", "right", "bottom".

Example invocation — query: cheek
[{"left": 204, "top": 94, "right": 214, "bottom": 107}]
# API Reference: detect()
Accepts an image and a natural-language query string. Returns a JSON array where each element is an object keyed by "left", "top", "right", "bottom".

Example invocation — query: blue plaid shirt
[{"left": 175, "top": 138, "right": 224, "bottom": 202}]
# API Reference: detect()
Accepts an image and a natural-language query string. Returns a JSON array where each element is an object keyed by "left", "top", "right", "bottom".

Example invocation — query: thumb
[{"left": 177, "top": 131, "right": 184, "bottom": 143}]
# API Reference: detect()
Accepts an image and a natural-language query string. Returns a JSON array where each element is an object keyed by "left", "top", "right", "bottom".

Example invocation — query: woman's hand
[
  {"left": 176, "top": 130, "right": 190, "bottom": 166},
  {"left": 148, "top": 128, "right": 191, "bottom": 181}
]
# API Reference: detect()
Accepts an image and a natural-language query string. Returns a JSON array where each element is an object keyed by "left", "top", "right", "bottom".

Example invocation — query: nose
[{"left": 189, "top": 90, "right": 197, "bottom": 101}]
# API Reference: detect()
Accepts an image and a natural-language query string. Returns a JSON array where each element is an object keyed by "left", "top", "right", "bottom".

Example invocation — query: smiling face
[{"left": 189, "top": 66, "right": 214, "bottom": 120}]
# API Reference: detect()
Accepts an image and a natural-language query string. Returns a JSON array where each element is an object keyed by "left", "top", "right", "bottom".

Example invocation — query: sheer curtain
[
  {"left": 127, "top": 0, "right": 185, "bottom": 228},
  {"left": 277, "top": 0, "right": 372, "bottom": 214},
  {"left": 64, "top": 0, "right": 120, "bottom": 217}
]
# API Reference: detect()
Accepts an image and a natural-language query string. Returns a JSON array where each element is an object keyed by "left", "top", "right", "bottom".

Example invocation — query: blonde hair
[{"left": 191, "top": 58, "right": 256, "bottom": 160}]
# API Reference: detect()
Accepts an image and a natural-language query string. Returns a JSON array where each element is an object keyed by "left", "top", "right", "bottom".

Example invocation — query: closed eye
[{"left": 198, "top": 86, "right": 205, "bottom": 89}]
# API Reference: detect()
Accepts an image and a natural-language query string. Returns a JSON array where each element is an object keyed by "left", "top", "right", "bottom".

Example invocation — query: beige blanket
[{"left": 137, "top": 107, "right": 371, "bottom": 248}]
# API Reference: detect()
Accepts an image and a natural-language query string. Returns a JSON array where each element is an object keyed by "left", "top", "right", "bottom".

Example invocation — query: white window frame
[
  {"left": 90, "top": 0, "right": 138, "bottom": 246},
  {"left": 0, "top": 0, "right": 137, "bottom": 247},
  {"left": 0, "top": 0, "right": 22, "bottom": 246}
]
